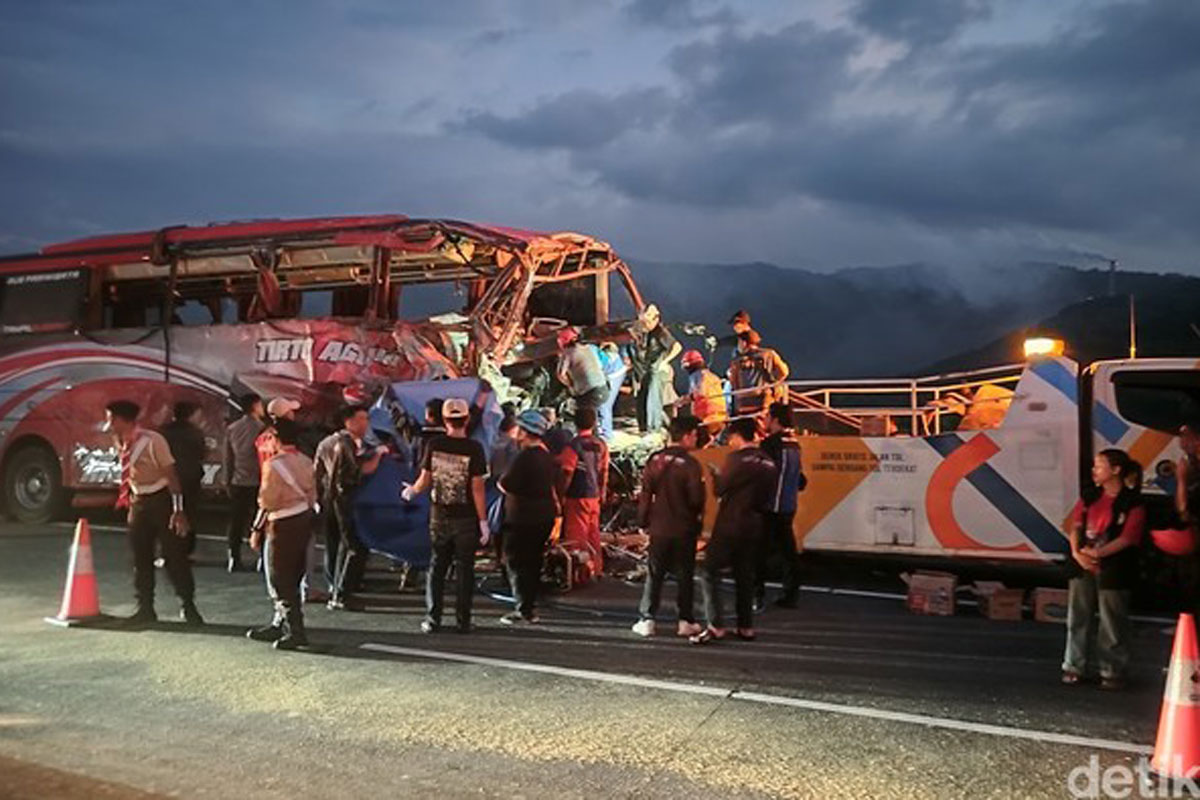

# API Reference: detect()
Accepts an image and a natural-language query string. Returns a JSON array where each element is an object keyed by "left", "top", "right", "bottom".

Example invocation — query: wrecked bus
[{"left": 0, "top": 215, "right": 645, "bottom": 522}]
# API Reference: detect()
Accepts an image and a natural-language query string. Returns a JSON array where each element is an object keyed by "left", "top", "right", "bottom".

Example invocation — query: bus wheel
[{"left": 3, "top": 444, "right": 64, "bottom": 523}]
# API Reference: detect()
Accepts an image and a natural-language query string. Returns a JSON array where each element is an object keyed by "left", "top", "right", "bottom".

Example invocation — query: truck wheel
[{"left": 3, "top": 444, "right": 65, "bottom": 523}]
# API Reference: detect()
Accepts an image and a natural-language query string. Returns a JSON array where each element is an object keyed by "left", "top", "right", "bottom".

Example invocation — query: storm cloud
[{"left": 1, "top": 0, "right": 1198, "bottom": 272}]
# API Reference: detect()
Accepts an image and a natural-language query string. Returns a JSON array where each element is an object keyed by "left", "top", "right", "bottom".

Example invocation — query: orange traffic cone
[
  {"left": 44, "top": 518, "right": 103, "bottom": 627},
  {"left": 1152, "top": 613, "right": 1200, "bottom": 780}
]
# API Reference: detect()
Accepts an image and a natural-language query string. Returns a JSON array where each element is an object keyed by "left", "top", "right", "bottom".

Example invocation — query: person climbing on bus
[
  {"left": 556, "top": 327, "right": 609, "bottom": 413},
  {"left": 680, "top": 349, "right": 727, "bottom": 435},
  {"left": 630, "top": 303, "right": 681, "bottom": 434},
  {"left": 727, "top": 329, "right": 789, "bottom": 422},
  {"left": 1062, "top": 448, "right": 1145, "bottom": 690}
]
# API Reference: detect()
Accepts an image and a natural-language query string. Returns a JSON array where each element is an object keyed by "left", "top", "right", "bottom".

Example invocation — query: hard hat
[{"left": 681, "top": 349, "right": 705, "bottom": 369}]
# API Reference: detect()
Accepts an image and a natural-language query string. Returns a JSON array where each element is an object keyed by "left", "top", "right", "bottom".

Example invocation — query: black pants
[
  {"left": 638, "top": 534, "right": 697, "bottom": 623},
  {"left": 699, "top": 531, "right": 759, "bottom": 630},
  {"left": 426, "top": 517, "right": 477, "bottom": 628},
  {"left": 575, "top": 384, "right": 609, "bottom": 411},
  {"left": 181, "top": 480, "right": 201, "bottom": 555},
  {"left": 128, "top": 490, "right": 194, "bottom": 611},
  {"left": 504, "top": 518, "right": 554, "bottom": 619},
  {"left": 227, "top": 485, "right": 259, "bottom": 557},
  {"left": 331, "top": 497, "right": 367, "bottom": 600},
  {"left": 266, "top": 511, "right": 312, "bottom": 632},
  {"left": 755, "top": 511, "right": 799, "bottom": 602}
]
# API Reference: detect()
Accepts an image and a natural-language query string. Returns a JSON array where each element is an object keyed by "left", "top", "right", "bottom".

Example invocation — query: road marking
[{"left": 360, "top": 641, "right": 1154, "bottom": 756}]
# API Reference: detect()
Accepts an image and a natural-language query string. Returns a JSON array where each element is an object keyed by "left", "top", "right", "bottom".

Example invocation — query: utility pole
[
  {"left": 1129, "top": 293, "right": 1137, "bottom": 360},
  {"left": 1108, "top": 258, "right": 1118, "bottom": 296}
]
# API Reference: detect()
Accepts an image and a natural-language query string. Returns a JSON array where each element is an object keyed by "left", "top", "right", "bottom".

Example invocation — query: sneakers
[
  {"left": 420, "top": 620, "right": 439, "bottom": 634},
  {"left": 1061, "top": 670, "right": 1082, "bottom": 686},
  {"left": 247, "top": 624, "right": 284, "bottom": 643},
  {"left": 676, "top": 620, "right": 703, "bottom": 638},
  {"left": 500, "top": 612, "right": 538, "bottom": 626},
  {"left": 1100, "top": 675, "right": 1127, "bottom": 691},
  {"left": 632, "top": 618, "right": 657, "bottom": 638}
]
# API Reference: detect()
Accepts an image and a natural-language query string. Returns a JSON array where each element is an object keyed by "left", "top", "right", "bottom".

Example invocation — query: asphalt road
[{"left": 0, "top": 520, "right": 1180, "bottom": 799}]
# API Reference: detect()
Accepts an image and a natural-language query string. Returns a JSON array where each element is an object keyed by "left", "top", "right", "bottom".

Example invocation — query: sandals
[
  {"left": 689, "top": 627, "right": 726, "bottom": 645},
  {"left": 1061, "top": 670, "right": 1082, "bottom": 685}
]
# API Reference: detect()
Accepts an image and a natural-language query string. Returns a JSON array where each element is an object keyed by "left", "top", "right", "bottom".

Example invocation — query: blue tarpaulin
[{"left": 353, "top": 378, "right": 503, "bottom": 566}]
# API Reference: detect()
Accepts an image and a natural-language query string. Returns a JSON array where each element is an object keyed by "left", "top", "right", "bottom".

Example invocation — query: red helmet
[
  {"left": 682, "top": 349, "right": 705, "bottom": 369},
  {"left": 557, "top": 327, "right": 580, "bottom": 348}
]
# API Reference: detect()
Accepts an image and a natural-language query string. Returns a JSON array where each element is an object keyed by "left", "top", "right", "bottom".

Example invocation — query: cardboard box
[
  {"left": 1031, "top": 587, "right": 1069, "bottom": 624},
  {"left": 905, "top": 570, "right": 957, "bottom": 616},
  {"left": 973, "top": 580, "right": 1024, "bottom": 621}
]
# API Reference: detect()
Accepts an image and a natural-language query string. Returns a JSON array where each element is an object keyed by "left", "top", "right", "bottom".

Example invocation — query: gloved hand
[
  {"left": 400, "top": 483, "right": 416, "bottom": 503},
  {"left": 478, "top": 519, "right": 491, "bottom": 547}
]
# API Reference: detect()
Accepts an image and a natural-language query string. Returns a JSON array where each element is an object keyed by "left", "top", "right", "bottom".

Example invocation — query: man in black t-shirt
[{"left": 402, "top": 398, "right": 489, "bottom": 633}]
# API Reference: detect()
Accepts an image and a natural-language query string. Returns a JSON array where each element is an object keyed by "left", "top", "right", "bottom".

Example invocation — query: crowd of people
[
  {"left": 97, "top": 305, "right": 810, "bottom": 651},
  {"left": 97, "top": 304, "right": 1200, "bottom": 682}
]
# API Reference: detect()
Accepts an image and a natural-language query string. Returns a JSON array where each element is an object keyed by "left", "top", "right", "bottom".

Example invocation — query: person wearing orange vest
[
  {"left": 680, "top": 350, "right": 727, "bottom": 434},
  {"left": 727, "top": 329, "right": 789, "bottom": 420}
]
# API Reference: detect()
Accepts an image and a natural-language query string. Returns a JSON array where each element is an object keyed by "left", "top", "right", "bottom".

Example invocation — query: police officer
[
  {"left": 106, "top": 400, "right": 204, "bottom": 627},
  {"left": 691, "top": 417, "right": 777, "bottom": 644},
  {"left": 247, "top": 419, "right": 316, "bottom": 650}
]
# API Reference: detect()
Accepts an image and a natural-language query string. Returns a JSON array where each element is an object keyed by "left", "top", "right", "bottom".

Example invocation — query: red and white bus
[{"left": 0, "top": 214, "right": 645, "bottom": 521}]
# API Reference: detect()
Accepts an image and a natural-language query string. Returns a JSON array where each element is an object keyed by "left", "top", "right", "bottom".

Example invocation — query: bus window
[
  {"left": 0, "top": 268, "right": 89, "bottom": 334},
  {"left": 103, "top": 284, "right": 166, "bottom": 329},
  {"left": 174, "top": 298, "right": 219, "bottom": 326},
  {"left": 527, "top": 275, "right": 597, "bottom": 328},
  {"left": 1112, "top": 370, "right": 1200, "bottom": 433},
  {"left": 608, "top": 271, "right": 638, "bottom": 321},
  {"left": 394, "top": 282, "right": 466, "bottom": 321}
]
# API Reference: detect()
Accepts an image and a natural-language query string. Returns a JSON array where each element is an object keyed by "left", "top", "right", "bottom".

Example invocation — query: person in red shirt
[
  {"left": 1062, "top": 448, "right": 1145, "bottom": 690},
  {"left": 558, "top": 407, "right": 609, "bottom": 577}
]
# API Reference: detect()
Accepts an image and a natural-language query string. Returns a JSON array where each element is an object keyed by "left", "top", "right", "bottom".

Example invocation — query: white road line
[{"left": 359, "top": 641, "right": 1154, "bottom": 757}]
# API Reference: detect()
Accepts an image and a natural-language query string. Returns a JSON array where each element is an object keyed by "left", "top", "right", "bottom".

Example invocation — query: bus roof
[{"left": 0, "top": 215, "right": 608, "bottom": 275}]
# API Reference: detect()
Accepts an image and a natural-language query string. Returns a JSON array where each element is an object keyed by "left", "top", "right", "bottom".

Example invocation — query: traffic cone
[
  {"left": 1151, "top": 613, "right": 1200, "bottom": 780},
  {"left": 44, "top": 518, "right": 103, "bottom": 627}
]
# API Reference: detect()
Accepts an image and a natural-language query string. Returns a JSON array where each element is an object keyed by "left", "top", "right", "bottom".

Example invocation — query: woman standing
[
  {"left": 1062, "top": 448, "right": 1145, "bottom": 690},
  {"left": 499, "top": 410, "right": 560, "bottom": 625}
]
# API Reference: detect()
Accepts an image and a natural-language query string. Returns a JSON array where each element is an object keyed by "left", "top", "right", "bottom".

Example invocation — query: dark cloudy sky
[{"left": 2, "top": 0, "right": 1198, "bottom": 273}]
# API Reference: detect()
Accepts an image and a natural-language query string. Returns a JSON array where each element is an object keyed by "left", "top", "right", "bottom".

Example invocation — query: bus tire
[{"left": 3, "top": 443, "right": 65, "bottom": 524}]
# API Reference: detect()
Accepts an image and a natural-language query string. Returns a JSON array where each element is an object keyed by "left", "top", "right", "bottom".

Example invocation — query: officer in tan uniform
[
  {"left": 248, "top": 418, "right": 317, "bottom": 650},
  {"left": 105, "top": 400, "right": 203, "bottom": 627}
]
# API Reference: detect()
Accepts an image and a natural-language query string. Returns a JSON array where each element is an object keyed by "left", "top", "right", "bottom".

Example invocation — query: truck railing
[{"left": 679, "top": 362, "right": 1027, "bottom": 437}]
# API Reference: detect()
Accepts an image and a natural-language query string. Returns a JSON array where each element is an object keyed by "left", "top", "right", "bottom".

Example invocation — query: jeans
[
  {"left": 504, "top": 518, "right": 554, "bottom": 619},
  {"left": 638, "top": 535, "right": 697, "bottom": 623},
  {"left": 755, "top": 511, "right": 800, "bottom": 603},
  {"left": 1062, "top": 573, "right": 1132, "bottom": 679},
  {"left": 331, "top": 497, "right": 367, "bottom": 601},
  {"left": 425, "top": 518, "right": 478, "bottom": 628},
  {"left": 128, "top": 490, "right": 194, "bottom": 611},
  {"left": 599, "top": 366, "right": 628, "bottom": 441},
  {"left": 698, "top": 532, "right": 758, "bottom": 630},
  {"left": 636, "top": 368, "right": 667, "bottom": 433}
]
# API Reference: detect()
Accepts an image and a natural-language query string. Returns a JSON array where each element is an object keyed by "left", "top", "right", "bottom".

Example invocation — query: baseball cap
[
  {"left": 442, "top": 397, "right": 470, "bottom": 420},
  {"left": 515, "top": 409, "right": 550, "bottom": 437},
  {"left": 267, "top": 397, "right": 301, "bottom": 417}
]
